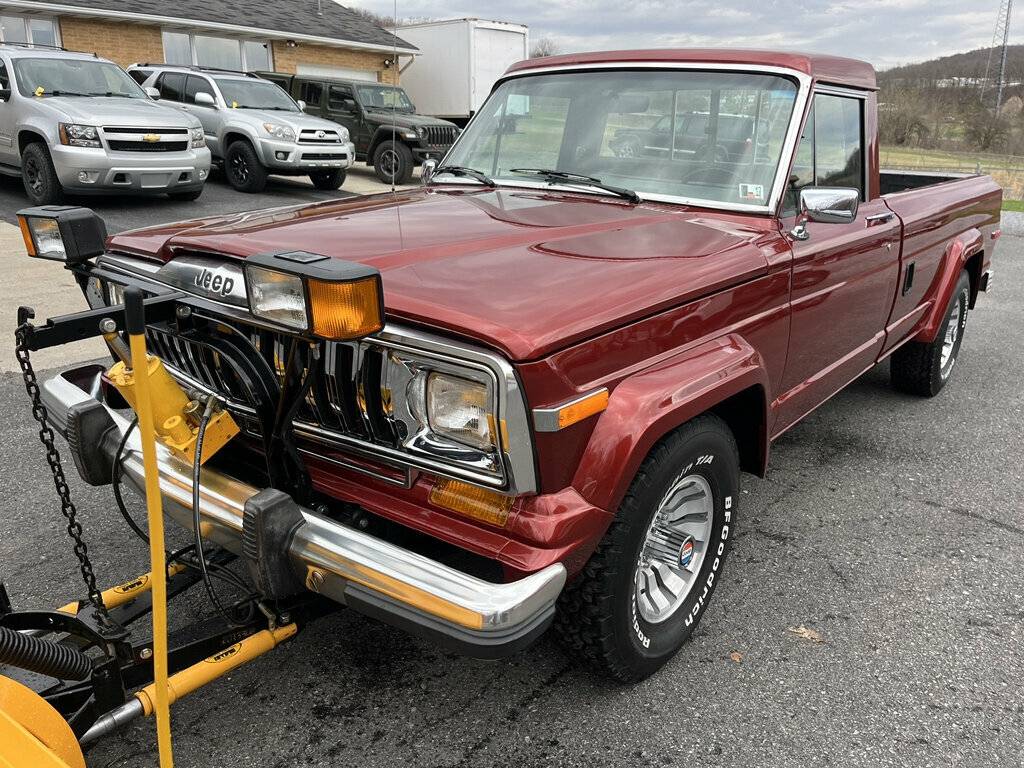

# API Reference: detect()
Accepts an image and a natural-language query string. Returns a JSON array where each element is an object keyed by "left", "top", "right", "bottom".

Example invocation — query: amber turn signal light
[
  {"left": 308, "top": 275, "right": 384, "bottom": 340},
  {"left": 429, "top": 478, "right": 514, "bottom": 527}
]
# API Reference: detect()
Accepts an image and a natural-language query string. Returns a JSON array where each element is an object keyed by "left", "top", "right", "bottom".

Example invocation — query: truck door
[
  {"left": 325, "top": 84, "right": 365, "bottom": 153},
  {"left": 775, "top": 90, "right": 901, "bottom": 433},
  {"left": 0, "top": 58, "right": 14, "bottom": 167}
]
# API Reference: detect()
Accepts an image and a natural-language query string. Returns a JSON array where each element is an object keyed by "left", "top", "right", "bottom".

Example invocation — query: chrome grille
[
  {"left": 297, "top": 128, "right": 342, "bottom": 144},
  {"left": 103, "top": 126, "right": 190, "bottom": 153},
  {"left": 145, "top": 320, "right": 395, "bottom": 448}
]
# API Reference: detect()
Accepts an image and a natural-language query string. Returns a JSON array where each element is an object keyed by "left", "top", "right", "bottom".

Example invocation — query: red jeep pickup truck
[{"left": 32, "top": 49, "right": 1000, "bottom": 682}]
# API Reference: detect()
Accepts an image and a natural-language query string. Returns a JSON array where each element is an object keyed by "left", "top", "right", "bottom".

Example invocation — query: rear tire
[
  {"left": 891, "top": 270, "right": 970, "bottom": 397},
  {"left": 309, "top": 169, "right": 346, "bottom": 190},
  {"left": 554, "top": 414, "right": 740, "bottom": 682},
  {"left": 224, "top": 140, "right": 268, "bottom": 193},
  {"left": 372, "top": 140, "right": 413, "bottom": 185},
  {"left": 21, "top": 143, "right": 64, "bottom": 205}
]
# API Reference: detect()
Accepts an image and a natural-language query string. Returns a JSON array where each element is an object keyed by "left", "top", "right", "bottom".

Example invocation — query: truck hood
[
  {"left": 364, "top": 111, "right": 458, "bottom": 129},
  {"left": 240, "top": 109, "right": 341, "bottom": 132},
  {"left": 40, "top": 97, "right": 199, "bottom": 127},
  {"left": 108, "top": 188, "right": 775, "bottom": 361}
]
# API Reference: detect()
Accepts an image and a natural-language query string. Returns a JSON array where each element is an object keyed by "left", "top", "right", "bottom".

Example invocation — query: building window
[
  {"left": 0, "top": 14, "right": 59, "bottom": 46},
  {"left": 161, "top": 30, "right": 272, "bottom": 71}
]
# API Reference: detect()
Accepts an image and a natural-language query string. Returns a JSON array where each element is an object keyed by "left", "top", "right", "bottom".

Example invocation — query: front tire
[
  {"left": 890, "top": 270, "right": 970, "bottom": 397},
  {"left": 21, "top": 143, "right": 64, "bottom": 205},
  {"left": 372, "top": 140, "right": 413, "bottom": 184},
  {"left": 309, "top": 169, "right": 346, "bottom": 190},
  {"left": 224, "top": 140, "right": 268, "bottom": 193},
  {"left": 554, "top": 414, "right": 740, "bottom": 682}
]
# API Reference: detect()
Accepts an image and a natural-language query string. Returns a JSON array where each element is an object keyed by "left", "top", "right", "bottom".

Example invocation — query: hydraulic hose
[{"left": 0, "top": 625, "right": 92, "bottom": 680}]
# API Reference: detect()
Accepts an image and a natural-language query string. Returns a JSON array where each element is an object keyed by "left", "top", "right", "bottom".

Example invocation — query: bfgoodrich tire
[
  {"left": 890, "top": 270, "right": 970, "bottom": 397},
  {"left": 554, "top": 414, "right": 740, "bottom": 682}
]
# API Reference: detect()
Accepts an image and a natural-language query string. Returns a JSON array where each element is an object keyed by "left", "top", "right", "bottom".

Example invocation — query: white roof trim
[{"left": 1, "top": 0, "right": 419, "bottom": 54}]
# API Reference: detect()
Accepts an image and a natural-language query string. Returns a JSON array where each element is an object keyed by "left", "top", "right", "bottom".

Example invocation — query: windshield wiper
[
  {"left": 41, "top": 90, "right": 91, "bottom": 97},
  {"left": 432, "top": 165, "right": 495, "bottom": 187},
  {"left": 509, "top": 168, "right": 640, "bottom": 204}
]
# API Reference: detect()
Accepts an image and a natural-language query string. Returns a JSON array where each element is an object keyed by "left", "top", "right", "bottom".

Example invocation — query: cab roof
[
  {"left": 506, "top": 48, "right": 877, "bottom": 91},
  {"left": 0, "top": 45, "right": 107, "bottom": 63}
]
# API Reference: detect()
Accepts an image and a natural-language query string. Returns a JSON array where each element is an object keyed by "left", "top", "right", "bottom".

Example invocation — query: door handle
[{"left": 865, "top": 212, "right": 894, "bottom": 226}]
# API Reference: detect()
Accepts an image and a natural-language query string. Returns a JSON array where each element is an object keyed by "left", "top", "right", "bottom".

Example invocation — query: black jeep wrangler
[{"left": 258, "top": 72, "right": 458, "bottom": 184}]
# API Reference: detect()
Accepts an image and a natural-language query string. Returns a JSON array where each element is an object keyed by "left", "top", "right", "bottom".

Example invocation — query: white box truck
[{"left": 394, "top": 18, "right": 529, "bottom": 126}]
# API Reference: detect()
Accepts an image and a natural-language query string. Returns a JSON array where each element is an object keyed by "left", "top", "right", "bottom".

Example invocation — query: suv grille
[
  {"left": 103, "top": 126, "right": 190, "bottom": 153},
  {"left": 424, "top": 125, "right": 457, "bottom": 148},
  {"left": 298, "top": 129, "right": 342, "bottom": 144}
]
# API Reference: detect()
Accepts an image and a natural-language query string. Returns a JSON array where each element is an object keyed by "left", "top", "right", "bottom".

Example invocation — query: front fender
[
  {"left": 913, "top": 229, "right": 983, "bottom": 343},
  {"left": 572, "top": 333, "right": 769, "bottom": 513}
]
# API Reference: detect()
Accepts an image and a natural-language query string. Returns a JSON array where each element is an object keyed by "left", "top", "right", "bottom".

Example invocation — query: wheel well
[
  {"left": 964, "top": 249, "right": 984, "bottom": 309},
  {"left": 369, "top": 132, "right": 405, "bottom": 158},
  {"left": 223, "top": 132, "right": 252, "bottom": 150},
  {"left": 709, "top": 385, "right": 768, "bottom": 477},
  {"left": 17, "top": 130, "right": 47, "bottom": 155}
]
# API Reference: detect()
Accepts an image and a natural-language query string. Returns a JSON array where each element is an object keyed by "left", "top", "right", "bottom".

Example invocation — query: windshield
[
  {"left": 443, "top": 70, "right": 800, "bottom": 208},
  {"left": 12, "top": 57, "right": 145, "bottom": 98},
  {"left": 356, "top": 84, "right": 414, "bottom": 112},
  {"left": 214, "top": 78, "right": 298, "bottom": 111}
]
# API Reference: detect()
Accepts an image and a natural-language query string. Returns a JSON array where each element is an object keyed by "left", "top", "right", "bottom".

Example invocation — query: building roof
[
  {"left": 507, "top": 49, "right": 877, "bottom": 91},
  {"left": 4, "top": 0, "right": 416, "bottom": 53}
]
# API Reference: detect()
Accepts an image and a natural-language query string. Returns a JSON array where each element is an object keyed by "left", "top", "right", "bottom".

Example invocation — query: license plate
[{"left": 140, "top": 173, "right": 171, "bottom": 188}]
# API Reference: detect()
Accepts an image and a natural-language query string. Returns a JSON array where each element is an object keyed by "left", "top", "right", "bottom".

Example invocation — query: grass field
[{"left": 880, "top": 146, "right": 1024, "bottom": 203}]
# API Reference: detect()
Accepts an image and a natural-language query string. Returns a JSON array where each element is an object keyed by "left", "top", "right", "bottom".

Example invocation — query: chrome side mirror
[
  {"left": 144, "top": 86, "right": 160, "bottom": 100},
  {"left": 421, "top": 158, "right": 436, "bottom": 185},
  {"left": 791, "top": 187, "right": 860, "bottom": 240},
  {"left": 194, "top": 91, "right": 217, "bottom": 108},
  {"left": 297, "top": 99, "right": 306, "bottom": 111}
]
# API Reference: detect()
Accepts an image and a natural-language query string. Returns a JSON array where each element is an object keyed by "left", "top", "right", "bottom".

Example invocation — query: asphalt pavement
[{"left": 0, "top": 220, "right": 1020, "bottom": 767}]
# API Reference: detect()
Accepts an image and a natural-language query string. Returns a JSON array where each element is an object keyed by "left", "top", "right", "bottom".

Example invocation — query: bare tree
[
  {"left": 530, "top": 38, "right": 560, "bottom": 58},
  {"left": 348, "top": 5, "right": 398, "bottom": 28}
]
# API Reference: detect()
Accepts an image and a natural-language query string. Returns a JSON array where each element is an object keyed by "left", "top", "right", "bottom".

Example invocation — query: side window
[
  {"left": 328, "top": 85, "right": 354, "bottom": 111},
  {"left": 814, "top": 94, "right": 863, "bottom": 196},
  {"left": 159, "top": 72, "right": 186, "bottom": 102},
  {"left": 785, "top": 93, "right": 864, "bottom": 214},
  {"left": 183, "top": 75, "right": 210, "bottom": 104},
  {"left": 0, "top": 60, "right": 9, "bottom": 92},
  {"left": 300, "top": 81, "right": 322, "bottom": 107},
  {"left": 128, "top": 69, "right": 151, "bottom": 85}
]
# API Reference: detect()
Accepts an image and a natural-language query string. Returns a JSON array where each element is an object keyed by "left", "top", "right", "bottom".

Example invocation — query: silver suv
[
  {"left": 133, "top": 65, "right": 356, "bottom": 193},
  {"left": 0, "top": 45, "right": 210, "bottom": 204}
]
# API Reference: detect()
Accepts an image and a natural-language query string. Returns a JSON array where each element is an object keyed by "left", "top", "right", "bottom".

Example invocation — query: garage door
[{"left": 296, "top": 64, "right": 378, "bottom": 82}]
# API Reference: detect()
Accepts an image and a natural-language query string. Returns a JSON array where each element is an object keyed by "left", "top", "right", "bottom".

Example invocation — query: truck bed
[{"left": 880, "top": 169, "right": 977, "bottom": 195}]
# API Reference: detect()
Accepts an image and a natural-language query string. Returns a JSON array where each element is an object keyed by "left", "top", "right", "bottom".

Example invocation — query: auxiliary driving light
[
  {"left": 244, "top": 251, "right": 384, "bottom": 341},
  {"left": 17, "top": 206, "right": 107, "bottom": 264}
]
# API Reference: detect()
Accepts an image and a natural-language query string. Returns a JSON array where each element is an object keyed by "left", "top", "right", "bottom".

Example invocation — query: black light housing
[
  {"left": 17, "top": 206, "right": 107, "bottom": 265},
  {"left": 243, "top": 251, "right": 385, "bottom": 341}
]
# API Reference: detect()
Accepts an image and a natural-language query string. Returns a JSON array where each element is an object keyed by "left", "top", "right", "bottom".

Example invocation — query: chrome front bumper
[{"left": 41, "top": 366, "right": 565, "bottom": 657}]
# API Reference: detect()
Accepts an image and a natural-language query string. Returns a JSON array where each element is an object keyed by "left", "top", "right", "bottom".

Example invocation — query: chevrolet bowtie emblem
[{"left": 142, "top": 133, "right": 161, "bottom": 143}]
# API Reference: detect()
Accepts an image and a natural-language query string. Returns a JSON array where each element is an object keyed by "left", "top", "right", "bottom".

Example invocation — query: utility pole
[{"left": 982, "top": 0, "right": 1014, "bottom": 111}]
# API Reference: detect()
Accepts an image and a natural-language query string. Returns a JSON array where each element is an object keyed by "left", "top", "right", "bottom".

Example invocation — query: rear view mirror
[
  {"left": 144, "top": 86, "right": 160, "bottom": 100},
  {"left": 195, "top": 92, "right": 216, "bottom": 107},
  {"left": 297, "top": 99, "right": 307, "bottom": 111}
]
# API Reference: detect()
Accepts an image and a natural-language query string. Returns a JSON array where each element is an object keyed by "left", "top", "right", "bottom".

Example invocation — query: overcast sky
[{"left": 348, "top": 0, "right": 1000, "bottom": 70}]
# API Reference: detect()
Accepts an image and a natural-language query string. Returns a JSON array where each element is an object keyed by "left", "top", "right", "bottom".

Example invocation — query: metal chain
[{"left": 14, "top": 323, "right": 107, "bottom": 614}]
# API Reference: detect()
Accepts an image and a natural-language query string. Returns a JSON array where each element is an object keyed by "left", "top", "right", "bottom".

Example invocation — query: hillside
[{"left": 880, "top": 44, "right": 1024, "bottom": 84}]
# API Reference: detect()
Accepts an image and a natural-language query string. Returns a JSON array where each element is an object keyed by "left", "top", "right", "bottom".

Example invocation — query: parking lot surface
[{"left": 0, "top": 206, "right": 1020, "bottom": 767}]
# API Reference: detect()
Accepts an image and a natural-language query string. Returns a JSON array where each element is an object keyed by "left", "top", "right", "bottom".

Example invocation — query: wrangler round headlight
[{"left": 426, "top": 372, "right": 493, "bottom": 450}]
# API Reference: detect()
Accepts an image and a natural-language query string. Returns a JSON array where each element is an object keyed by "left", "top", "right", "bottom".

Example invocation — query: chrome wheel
[
  {"left": 634, "top": 473, "right": 714, "bottom": 624},
  {"left": 940, "top": 293, "right": 963, "bottom": 378}
]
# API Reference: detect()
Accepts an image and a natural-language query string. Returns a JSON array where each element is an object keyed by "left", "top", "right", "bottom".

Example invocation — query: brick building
[{"left": 0, "top": 0, "right": 416, "bottom": 84}]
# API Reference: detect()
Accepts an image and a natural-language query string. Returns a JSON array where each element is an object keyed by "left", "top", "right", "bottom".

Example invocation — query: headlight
[
  {"left": 244, "top": 251, "right": 384, "bottom": 341},
  {"left": 337, "top": 126, "right": 350, "bottom": 143},
  {"left": 190, "top": 127, "right": 205, "bottom": 148},
  {"left": 17, "top": 206, "right": 107, "bottom": 264},
  {"left": 263, "top": 122, "right": 296, "bottom": 142},
  {"left": 59, "top": 123, "right": 100, "bottom": 148},
  {"left": 426, "top": 372, "right": 493, "bottom": 450}
]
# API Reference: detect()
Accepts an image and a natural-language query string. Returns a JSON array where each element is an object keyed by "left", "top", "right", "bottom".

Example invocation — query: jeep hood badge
[{"left": 156, "top": 257, "right": 248, "bottom": 307}]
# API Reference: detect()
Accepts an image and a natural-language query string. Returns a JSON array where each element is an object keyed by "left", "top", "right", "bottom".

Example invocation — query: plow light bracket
[
  {"left": 243, "top": 251, "right": 385, "bottom": 341},
  {"left": 17, "top": 206, "right": 107, "bottom": 265}
]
